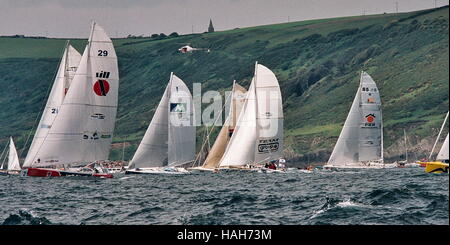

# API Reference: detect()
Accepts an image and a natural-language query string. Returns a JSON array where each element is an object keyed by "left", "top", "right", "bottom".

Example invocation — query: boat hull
[
  {"left": 424, "top": 162, "right": 449, "bottom": 174},
  {"left": 125, "top": 167, "right": 190, "bottom": 175},
  {"left": 24, "top": 168, "right": 113, "bottom": 178},
  {"left": 323, "top": 163, "right": 397, "bottom": 170}
]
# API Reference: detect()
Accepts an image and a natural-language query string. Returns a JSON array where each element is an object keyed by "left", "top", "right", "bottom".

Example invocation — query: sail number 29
[{"left": 98, "top": 50, "right": 108, "bottom": 56}]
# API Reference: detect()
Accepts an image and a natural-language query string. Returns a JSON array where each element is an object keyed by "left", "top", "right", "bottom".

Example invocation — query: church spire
[{"left": 208, "top": 19, "right": 215, "bottom": 33}]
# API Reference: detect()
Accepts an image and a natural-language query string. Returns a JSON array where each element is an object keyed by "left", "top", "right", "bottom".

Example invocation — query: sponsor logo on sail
[
  {"left": 91, "top": 113, "right": 105, "bottom": 119},
  {"left": 257, "top": 138, "right": 280, "bottom": 153},
  {"left": 93, "top": 80, "right": 110, "bottom": 96},
  {"left": 170, "top": 103, "right": 186, "bottom": 113},
  {"left": 364, "top": 114, "right": 376, "bottom": 127}
]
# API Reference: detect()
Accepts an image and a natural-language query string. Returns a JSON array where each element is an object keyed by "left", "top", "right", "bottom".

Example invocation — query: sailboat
[
  {"left": 324, "top": 71, "right": 395, "bottom": 169},
  {"left": 217, "top": 63, "right": 284, "bottom": 171},
  {"left": 0, "top": 137, "right": 21, "bottom": 175},
  {"left": 21, "top": 22, "right": 118, "bottom": 178},
  {"left": 189, "top": 81, "right": 248, "bottom": 172},
  {"left": 420, "top": 112, "right": 449, "bottom": 173},
  {"left": 125, "top": 73, "right": 195, "bottom": 175}
]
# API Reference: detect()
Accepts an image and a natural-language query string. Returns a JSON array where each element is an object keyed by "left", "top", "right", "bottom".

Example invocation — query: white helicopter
[{"left": 178, "top": 45, "right": 210, "bottom": 53}]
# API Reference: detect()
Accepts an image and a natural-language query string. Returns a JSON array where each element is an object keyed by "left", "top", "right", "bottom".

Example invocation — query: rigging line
[
  {"left": 19, "top": 41, "right": 68, "bottom": 160},
  {"left": 191, "top": 88, "right": 233, "bottom": 168}
]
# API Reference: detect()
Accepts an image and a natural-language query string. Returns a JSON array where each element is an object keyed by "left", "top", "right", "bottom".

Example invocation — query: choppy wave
[{"left": 0, "top": 167, "right": 448, "bottom": 225}]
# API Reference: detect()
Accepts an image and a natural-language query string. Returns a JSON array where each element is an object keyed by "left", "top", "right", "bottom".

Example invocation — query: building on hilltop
[{"left": 208, "top": 19, "right": 215, "bottom": 33}]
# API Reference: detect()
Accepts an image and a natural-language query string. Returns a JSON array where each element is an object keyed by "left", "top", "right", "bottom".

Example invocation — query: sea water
[{"left": 0, "top": 167, "right": 448, "bottom": 225}]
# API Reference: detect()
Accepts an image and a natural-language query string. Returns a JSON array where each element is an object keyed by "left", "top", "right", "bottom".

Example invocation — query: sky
[{"left": 0, "top": 0, "right": 448, "bottom": 38}]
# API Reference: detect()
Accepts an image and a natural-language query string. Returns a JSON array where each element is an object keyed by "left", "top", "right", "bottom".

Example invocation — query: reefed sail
[{"left": 327, "top": 71, "right": 383, "bottom": 167}]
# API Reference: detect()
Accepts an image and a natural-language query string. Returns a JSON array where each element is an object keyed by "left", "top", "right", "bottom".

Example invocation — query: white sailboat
[
  {"left": 125, "top": 73, "right": 195, "bottom": 175},
  {"left": 324, "top": 71, "right": 394, "bottom": 169},
  {"left": 0, "top": 137, "right": 21, "bottom": 175},
  {"left": 217, "top": 63, "right": 284, "bottom": 170},
  {"left": 22, "top": 22, "right": 118, "bottom": 178}
]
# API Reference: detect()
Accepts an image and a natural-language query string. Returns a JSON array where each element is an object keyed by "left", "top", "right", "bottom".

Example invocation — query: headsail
[
  {"left": 328, "top": 71, "right": 383, "bottom": 166},
  {"left": 128, "top": 84, "right": 170, "bottom": 169},
  {"left": 8, "top": 137, "right": 21, "bottom": 171},
  {"left": 24, "top": 43, "right": 81, "bottom": 167},
  {"left": 437, "top": 134, "right": 449, "bottom": 161},
  {"left": 24, "top": 23, "right": 119, "bottom": 167}
]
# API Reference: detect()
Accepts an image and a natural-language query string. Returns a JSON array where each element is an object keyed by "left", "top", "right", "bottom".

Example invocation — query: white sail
[
  {"left": 327, "top": 71, "right": 383, "bottom": 166},
  {"left": 24, "top": 43, "right": 81, "bottom": 167},
  {"left": 25, "top": 22, "right": 119, "bottom": 167},
  {"left": 8, "top": 137, "right": 21, "bottom": 171},
  {"left": 219, "top": 63, "right": 283, "bottom": 167},
  {"left": 437, "top": 134, "right": 449, "bottom": 161},
  {"left": 168, "top": 74, "right": 195, "bottom": 166},
  {"left": 254, "top": 64, "right": 284, "bottom": 164},
  {"left": 128, "top": 85, "right": 169, "bottom": 168}
]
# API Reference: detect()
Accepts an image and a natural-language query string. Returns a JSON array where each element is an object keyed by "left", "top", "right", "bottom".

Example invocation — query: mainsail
[
  {"left": 24, "top": 43, "right": 81, "bottom": 167},
  {"left": 437, "top": 134, "right": 449, "bottom": 161},
  {"left": 8, "top": 137, "right": 21, "bottom": 171},
  {"left": 327, "top": 71, "right": 383, "bottom": 166},
  {"left": 23, "top": 22, "right": 119, "bottom": 168},
  {"left": 219, "top": 63, "right": 283, "bottom": 167},
  {"left": 128, "top": 73, "right": 195, "bottom": 169},
  {"left": 202, "top": 82, "right": 247, "bottom": 169}
]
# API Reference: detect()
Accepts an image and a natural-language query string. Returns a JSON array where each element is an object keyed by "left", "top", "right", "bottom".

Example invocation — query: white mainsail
[
  {"left": 24, "top": 43, "right": 81, "bottom": 167},
  {"left": 219, "top": 63, "right": 283, "bottom": 167},
  {"left": 8, "top": 137, "right": 21, "bottom": 171},
  {"left": 168, "top": 74, "right": 196, "bottom": 166},
  {"left": 436, "top": 134, "right": 449, "bottom": 161},
  {"left": 327, "top": 71, "right": 383, "bottom": 166},
  {"left": 24, "top": 22, "right": 119, "bottom": 168},
  {"left": 128, "top": 73, "right": 195, "bottom": 169}
]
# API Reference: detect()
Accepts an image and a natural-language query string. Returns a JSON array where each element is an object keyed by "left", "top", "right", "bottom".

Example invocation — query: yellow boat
[{"left": 423, "top": 161, "right": 449, "bottom": 174}]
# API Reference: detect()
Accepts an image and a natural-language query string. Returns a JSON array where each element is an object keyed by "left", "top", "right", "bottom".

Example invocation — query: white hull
[
  {"left": 323, "top": 163, "right": 397, "bottom": 169},
  {"left": 187, "top": 166, "right": 218, "bottom": 172},
  {"left": 125, "top": 167, "right": 190, "bottom": 175}
]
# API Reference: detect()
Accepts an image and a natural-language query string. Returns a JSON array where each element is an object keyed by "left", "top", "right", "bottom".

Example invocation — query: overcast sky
[{"left": 0, "top": 0, "right": 448, "bottom": 38}]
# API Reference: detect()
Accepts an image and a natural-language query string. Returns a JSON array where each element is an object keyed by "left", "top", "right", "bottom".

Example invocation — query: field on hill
[{"left": 0, "top": 6, "right": 448, "bottom": 166}]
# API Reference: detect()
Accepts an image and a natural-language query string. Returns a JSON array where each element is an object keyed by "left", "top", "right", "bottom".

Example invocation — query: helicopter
[{"left": 178, "top": 45, "right": 210, "bottom": 53}]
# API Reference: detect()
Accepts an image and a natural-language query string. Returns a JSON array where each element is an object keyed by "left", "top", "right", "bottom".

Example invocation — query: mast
[{"left": 429, "top": 111, "right": 449, "bottom": 159}]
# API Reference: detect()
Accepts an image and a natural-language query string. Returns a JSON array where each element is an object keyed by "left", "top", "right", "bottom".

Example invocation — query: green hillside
[{"left": 0, "top": 6, "right": 448, "bottom": 166}]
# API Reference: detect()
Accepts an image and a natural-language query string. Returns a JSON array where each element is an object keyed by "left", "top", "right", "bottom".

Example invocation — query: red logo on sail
[
  {"left": 365, "top": 114, "right": 375, "bottom": 123},
  {"left": 93, "top": 80, "right": 110, "bottom": 96}
]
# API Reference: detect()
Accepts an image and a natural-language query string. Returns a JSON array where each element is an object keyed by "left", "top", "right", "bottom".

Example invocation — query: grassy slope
[{"left": 0, "top": 7, "right": 448, "bottom": 165}]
